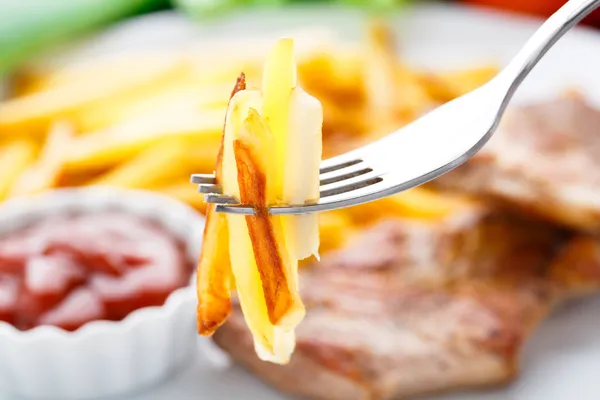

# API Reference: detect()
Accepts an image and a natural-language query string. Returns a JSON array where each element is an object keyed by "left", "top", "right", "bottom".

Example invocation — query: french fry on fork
[
  {"left": 196, "top": 75, "right": 247, "bottom": 336},
  {"left": 196, "top": 38, "right": 323, "bottom": 364}
]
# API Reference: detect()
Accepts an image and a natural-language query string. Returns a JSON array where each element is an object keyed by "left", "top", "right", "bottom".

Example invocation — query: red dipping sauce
[{"left": 0, "top": 212, "right": 192, "bottom": 331}]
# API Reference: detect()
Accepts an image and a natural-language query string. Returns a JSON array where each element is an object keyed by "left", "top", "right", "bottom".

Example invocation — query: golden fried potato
[
  {"left": 0, "top": 57, "right": 190, "bottom": 135},
  {"left": 65, "top": 108, "right": 223, "bottom": 172},
  {"left": 196, "top": 73, "right": 247, "bottom": 336},
  {"left": 233, "top": 139, "right": 297, "bottom": 325},
  {"left": 364, "top": 19, "right": 433, "bottom": 136},
  {"left": 158, "top": 181, "right": 206, "bottom": 212},
  {"left": 344, "top": 187, "right": 480, "bottom": 224},
  {"left": 198, "top": 39, "right": 324, "bottom": 365},
  {"left": 419, "top": 65, "right": 499, "bottom": 103},
  {"left": 76, "top": 82, "right": 231, "bottom": 132},
  {"left": 14, "top": 52, "right": 184, "bottom": 94},
  {"left": 0, "top": 140, "right": 38, "bottom": 200},
  {"left": 319, "top": 211, "right": 355, "bottom": 253},
  {"left": 9, "top": 120, "right": 74, "bottom": 197},
  {"left": 90, "top": 133, "right": 221, "bottom": 189}
]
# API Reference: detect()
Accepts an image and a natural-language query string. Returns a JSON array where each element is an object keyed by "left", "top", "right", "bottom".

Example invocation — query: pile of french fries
[{"left": 0, "top": 21, "right": 497, "bottom": 254}]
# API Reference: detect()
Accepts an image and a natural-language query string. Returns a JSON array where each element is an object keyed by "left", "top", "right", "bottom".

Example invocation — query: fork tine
[
  {"left": 204, "top": 194, "right": 238, "bottom": 204},
  {"left": 320, "top": 175, "right": 383, "bottom": 198},
  {"left": 320, "top": 162, "right": 372, "bottom": 186},
  {"left": 206, "top": 174, "right": 384, "bottom": 206},
  {"left": 319, "top": 158, "right": 362, "bottom": 174},
  {"left": 190, "top": 173, "right": 216, "bottom": 184},
  {"left": 320, "top": 168, "right": 380, "bottom": 190},
  {"left": 316, "top": 177, "right": 387, "bottom": 207},
  {"left": 198, "top": 184, "right": 222, "bottom": 194},
  {"left": 215, "top": 204, "right": 256, "bottom": 215},
  {"left": 216, "top": 176, "right": 388, "bottom": 215},
  {"left": 192, "top": 158, "right": 362, "bottom": 184}
]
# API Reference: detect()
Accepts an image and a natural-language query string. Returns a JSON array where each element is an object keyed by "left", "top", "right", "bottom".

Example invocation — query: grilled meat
[
  {"left": 434, "top": 97, "right": 600, "bottom": 232},
  {"left": 213, "top": 208, "right": 597, "bottom": 400}
]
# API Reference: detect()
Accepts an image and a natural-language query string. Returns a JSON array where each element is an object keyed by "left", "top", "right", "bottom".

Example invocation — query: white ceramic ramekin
[{"left": 0, "top": 187, "right": 205, "bottom": 400}]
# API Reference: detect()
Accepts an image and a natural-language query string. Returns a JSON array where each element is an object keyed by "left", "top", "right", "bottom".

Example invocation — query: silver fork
[{"left": 192, "top": 0, "right": 600, "bottom": 216}]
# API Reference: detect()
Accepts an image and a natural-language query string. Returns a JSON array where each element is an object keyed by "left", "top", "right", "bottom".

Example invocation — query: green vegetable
[
  {"left": 175, "top": 0, "right": 411, "bottom": 21},
  {"left": 172, "top": 0, "right": 246, "bottom": 18},
  {"left": 336, "top": 0, "right": 410, "bottom": 13},
  {"left": 0, "top": 0, "right": 412, "bottom": 78},
  {"left": 0, "top": 0, "right": 168, "bottom": 76},
  {"left": 173, "top": 0, "right": 292, "bottom": 19}
]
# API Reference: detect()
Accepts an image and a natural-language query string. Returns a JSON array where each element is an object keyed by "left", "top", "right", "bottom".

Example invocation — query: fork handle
[{"left": 498, "top": 0, "right": 600, "bottom": 110}]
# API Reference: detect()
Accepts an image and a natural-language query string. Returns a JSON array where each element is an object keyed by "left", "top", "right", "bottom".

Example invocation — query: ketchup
[{"left": 0, "top": 212, "right": 191, "bottom": 331}]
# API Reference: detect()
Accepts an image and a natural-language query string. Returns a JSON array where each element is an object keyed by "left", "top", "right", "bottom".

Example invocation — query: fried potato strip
[
  {"left": 234, "top": 138, "right": 298, "bottom": 326},
  {"left": 9, "top": 120, "right": 74, "bottom": 197},
  {"left": 0, "top": 140, "right": 38, "bottom": 200},
  {"left": 204, "top": 38, "right": 318, "bottom": 363},
  {"left": 196, "top": 73, "right": 247, "bottom": 336}
]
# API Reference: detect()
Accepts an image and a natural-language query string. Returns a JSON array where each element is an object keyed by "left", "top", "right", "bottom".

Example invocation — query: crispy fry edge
[
  {"left": 233, "top": 139, "right": 295, "bottom": 326},
  {"left": 196, "top": 73, "right": 246, "bottom": 336}
]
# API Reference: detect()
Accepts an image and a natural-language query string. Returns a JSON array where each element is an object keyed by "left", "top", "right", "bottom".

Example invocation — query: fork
[{"left": 192, "top": 0, "right": 600, "bottom": 216}]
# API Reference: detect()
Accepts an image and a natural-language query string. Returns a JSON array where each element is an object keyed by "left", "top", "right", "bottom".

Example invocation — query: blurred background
[
  {"left": 2, "top": 1, "right": 600, "bottom": 399},
  {"left": 1, "top": 0, "right": 597, "bottom": 217},
  {"left": 2, "top": 0, "right": 600, "bottom": 80}
]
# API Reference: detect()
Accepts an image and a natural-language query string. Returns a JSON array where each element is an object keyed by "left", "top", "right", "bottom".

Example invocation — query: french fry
[
  {"left": 221, "top": 96, "right": 298, "bottom": 363},
  {"left": 14, "top": 52, "right": 187, "bottom": 94},
  {"left": 344, "top": 187, "right": 480, "bottom": 224},
  {"left": 90, "top": 137, "right": 194, "bottom": 189},
  {"left": 419, "top": 65, "right": 499, "bottom": 103},
  {"left": 233, "top": 138, "right": 297, "bottom": 326},
  {"left": 299, "top": 52, "right": 366, "bottom": 140},
  {"left": 298, "top": 50, "right": 363, "bottom": 103},
  {"left": 299, "top": 211, "right": 354, "bottom": 268},
  {"left": 0, "top": 57, "right": 190, "bottom": 135},
  {"left": 9, "top": 69, "right": 41, "bottom": 98},
  {"left": 92, "top": 136, "right": 220, "bottom": 189},
  {"left": 196, "top": 73, "right": 247, "bottom": 336},
  {"left": 9, "top": 120, "right": 74, "bottom": 197},
  {"left": 281, "top": 89, "right": 322, "bottom": 261},
  {"left": 0, "top": 139, "right": 38, "bottom": 200},
  {"left": 197, "top": 39, "right": 322, "bottom": 364},
  {"left": 76, "top": 82, "right": 232, "bottom": 132},
  {"left": 197, "top": 210, "right": 232, "bottom": 334},
  {"left": 58, "top": 169, "right": 108, "bottom": 188},
  {"left": 262, "top": 38, "right": 322, "bottom": 262},
  {"left": 158, "top": 181, "right": 206, "bottom": 212},
  {"left": 364, "top": 20, "right": 433, "bottom": 136},
  {"left": 318, "top": 211, "right": 355, "bottom": 253},
  {"left": 64, "top": 108, "right": 224, "bottom": 172}
]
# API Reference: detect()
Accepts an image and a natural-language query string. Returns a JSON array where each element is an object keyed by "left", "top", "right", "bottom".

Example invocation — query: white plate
[{"left": 9, "top": 3, "right": 600, "bottom": 399}]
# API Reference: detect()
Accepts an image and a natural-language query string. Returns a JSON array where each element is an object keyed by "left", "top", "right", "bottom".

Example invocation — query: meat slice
[
  {"left": 217, "top": 307, "right": 512, "bottom": 400},
  {"left": 213, "top": 210, "right": 594, "bottom": 400},
  {"left": 321, "top": 213, "right": 562, "bottom": 286},
  {"left": 549, "top": 234, "right": 600, "bottom": 298},
  {"left": 434, "top": 97, "right": 600, "bottom": 232}
]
